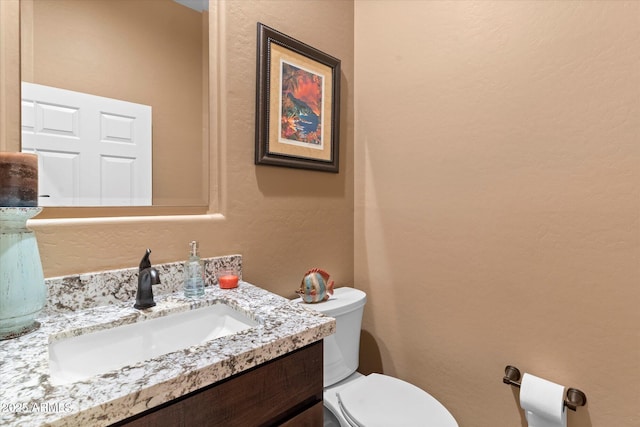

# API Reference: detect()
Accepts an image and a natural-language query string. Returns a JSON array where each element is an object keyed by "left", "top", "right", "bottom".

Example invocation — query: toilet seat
[{"left": 335, "top": 373, "right": 457, "bottom": 427}]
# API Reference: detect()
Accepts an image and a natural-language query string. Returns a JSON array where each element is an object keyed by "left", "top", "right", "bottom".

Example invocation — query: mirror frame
[{"left": 0, "top": 0, "right": 220, "bottom": 219}]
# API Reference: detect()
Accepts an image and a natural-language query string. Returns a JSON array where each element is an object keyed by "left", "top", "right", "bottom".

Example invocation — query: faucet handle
[{"left": 149, "top": 267, "right": 161, "bottom": 285}]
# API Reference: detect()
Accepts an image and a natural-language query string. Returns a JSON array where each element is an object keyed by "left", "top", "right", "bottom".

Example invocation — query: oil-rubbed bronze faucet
[{"left": 134, "top": 249, "right": 161, "bottom": 309}]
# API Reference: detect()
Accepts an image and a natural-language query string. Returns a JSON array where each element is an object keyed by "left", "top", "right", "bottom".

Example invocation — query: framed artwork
[{"left": 255, "top": 23, "right": 341, "bottom": 173}]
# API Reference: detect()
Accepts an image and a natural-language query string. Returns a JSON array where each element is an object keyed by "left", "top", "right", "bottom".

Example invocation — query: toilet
[{"left": 294, "top": 287, "right": 458, "bottom": 427}]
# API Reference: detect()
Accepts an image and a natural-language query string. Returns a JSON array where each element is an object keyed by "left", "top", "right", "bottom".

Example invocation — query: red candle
[{"left": 219, "top": 274, "right": 238, "bottom": 289}]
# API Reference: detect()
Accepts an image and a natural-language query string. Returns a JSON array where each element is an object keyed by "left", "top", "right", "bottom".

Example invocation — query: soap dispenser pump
[{"left": 184, "top": 241, "right": 205, "bottom": 298}]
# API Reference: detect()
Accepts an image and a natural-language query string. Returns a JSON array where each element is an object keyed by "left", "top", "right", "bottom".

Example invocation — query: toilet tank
[{"left": 295, "top": 287, "right": 367, "bottom": 387}]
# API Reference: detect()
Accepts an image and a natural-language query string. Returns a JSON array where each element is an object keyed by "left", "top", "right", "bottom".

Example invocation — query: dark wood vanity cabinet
[{"left": 113, "top": 341, "right": 324, "bottom": 427}]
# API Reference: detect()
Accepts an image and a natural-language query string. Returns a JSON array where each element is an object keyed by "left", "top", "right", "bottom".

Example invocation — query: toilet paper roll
[{"left": 519, "top": 373, "right": 567, "bottom": 427}]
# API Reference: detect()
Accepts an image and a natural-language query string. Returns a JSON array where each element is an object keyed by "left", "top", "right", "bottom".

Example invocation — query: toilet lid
[{"left": 336, "top": 373, "right": 458, "bottom": 427}]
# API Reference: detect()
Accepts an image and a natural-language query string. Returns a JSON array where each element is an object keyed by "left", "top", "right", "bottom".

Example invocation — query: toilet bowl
[
  {"left": 293, "top": 287, "right": 458, "bottom": 427},
  {"left": 323, "top": 371, "right": 458, "bottom": 427}
]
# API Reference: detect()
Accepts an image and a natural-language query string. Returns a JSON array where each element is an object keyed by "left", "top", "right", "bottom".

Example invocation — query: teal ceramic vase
[{"left": 0, "top": 207, "right": 47, "bottom": 339}]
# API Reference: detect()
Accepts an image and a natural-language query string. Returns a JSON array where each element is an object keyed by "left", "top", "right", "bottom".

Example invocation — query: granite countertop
[{"left": 0, "top": 279, "right": 335, "bottom": 427}]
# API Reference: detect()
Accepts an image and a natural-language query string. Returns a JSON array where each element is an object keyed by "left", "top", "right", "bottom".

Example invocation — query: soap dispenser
[{"left": 184, "top": 241, "right": 205, "bottom": 298}]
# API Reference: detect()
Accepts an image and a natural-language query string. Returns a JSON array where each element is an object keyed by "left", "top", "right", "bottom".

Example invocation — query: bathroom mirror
[{"left": 19, "top": 0, "right": 210, "bottom": 208}]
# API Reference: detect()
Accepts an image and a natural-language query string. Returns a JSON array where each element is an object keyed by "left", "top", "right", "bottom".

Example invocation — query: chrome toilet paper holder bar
[{"left": 503, "top": 365, "right": 587, "bottom": 411}]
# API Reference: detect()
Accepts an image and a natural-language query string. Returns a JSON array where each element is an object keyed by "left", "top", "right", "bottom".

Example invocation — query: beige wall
[
  {"left": 21, "top": 0, "right": 207, "bottom": 205},
  {"left": 0, "top": 0, "right": 21, "bottom": 152},
  {"left": 355, "top": 1, "right": 639, "bottom": 426}
]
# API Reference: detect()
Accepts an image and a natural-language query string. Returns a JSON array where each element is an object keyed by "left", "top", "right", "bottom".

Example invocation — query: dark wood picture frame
[{"left": 255, "top": 23, "right": 341, "bottom": 173}]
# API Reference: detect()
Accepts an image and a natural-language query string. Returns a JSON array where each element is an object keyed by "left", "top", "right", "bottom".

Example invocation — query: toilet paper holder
[{"left": 503, "top": 365, "right": 587, "bottom": 411}]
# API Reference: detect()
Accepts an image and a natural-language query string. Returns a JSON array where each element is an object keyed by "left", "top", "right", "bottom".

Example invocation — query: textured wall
[
  {"left": 354, "top": 1, "right": 639, "bottom": 426},
  {"left": 0, "top": 0, "right": 20, "bottom": 152},
  {"left": 24, "top": 0, "right": 354, "bottom": 300}
]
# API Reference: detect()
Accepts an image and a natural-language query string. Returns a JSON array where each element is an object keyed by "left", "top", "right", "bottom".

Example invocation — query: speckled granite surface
[
  {"left": 0, "top": 256, "right": 335, "bottom": 427},
  {"left": 42, "top": 254, "right": 244, "bottom": 314}
]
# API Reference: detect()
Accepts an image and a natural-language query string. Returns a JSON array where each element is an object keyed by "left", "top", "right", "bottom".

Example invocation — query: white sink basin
[{"left": 48, "top": 303, "right": 257, "bottom": 385}]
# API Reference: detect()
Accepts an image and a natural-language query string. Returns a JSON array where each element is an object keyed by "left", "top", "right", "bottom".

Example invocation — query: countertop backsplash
[{"left": 43, "top": 254, "right": 243, "bottom": 314}]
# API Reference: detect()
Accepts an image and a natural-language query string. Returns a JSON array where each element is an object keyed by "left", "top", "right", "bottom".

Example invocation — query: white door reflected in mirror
[{"left": 21, "top": 83, "right": 152, "bottom": 206}]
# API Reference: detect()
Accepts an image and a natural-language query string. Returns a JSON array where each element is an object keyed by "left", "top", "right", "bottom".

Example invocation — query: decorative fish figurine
[{"left": 296, "top": 268, "right": 335, "bottom": 303}]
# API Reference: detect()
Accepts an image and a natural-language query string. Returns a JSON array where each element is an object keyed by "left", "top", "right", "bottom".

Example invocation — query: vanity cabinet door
[
  {"left": 278, "top": 402, "right": 323, "bottom": 426},
  {"left": 114, "top": 340, "right": 323, "bottom": 427}
]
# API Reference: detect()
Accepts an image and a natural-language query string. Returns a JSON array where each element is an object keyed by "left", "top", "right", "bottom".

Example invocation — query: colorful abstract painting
[
  {"left": 279, "top": 61, "right": 323, "bottom": 147},
  {"left": 256, "top": 24, "right": 340, "bottom": 171}
]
